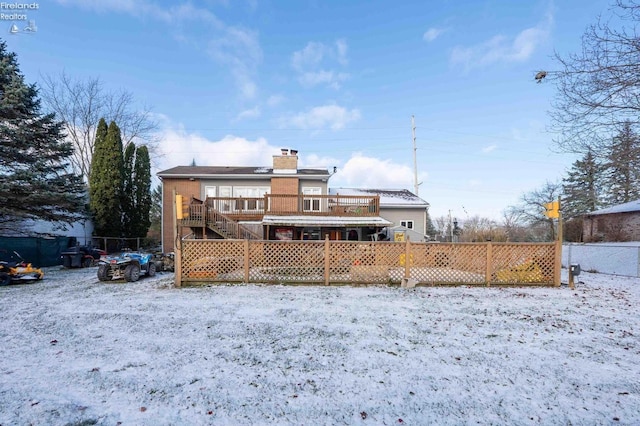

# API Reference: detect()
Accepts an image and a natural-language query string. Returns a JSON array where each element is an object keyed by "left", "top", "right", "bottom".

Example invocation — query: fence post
[
  {"left": 173, "top": 189, "right": 182, "bottom": 288},
  {"left": 554, "top": 240, "right": 562, "bottom": 287},
  {"left": 404, "top": 237, "right": 410, "bottom": 280},
  {"left": 324, "top": 236, "right": 330, "bottom": 286},
  {"left": 485, "top": 242, "right": 492, "bottom": 286},
  {"left": 174, "top": 239, "right": 182, "bottom": 288},
  {"left": 244, "top": 239, "right": 250, "bottom": 283}
]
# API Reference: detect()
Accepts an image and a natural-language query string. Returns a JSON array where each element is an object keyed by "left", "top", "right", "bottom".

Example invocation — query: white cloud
[
  {"left": 55, "top": 0, "right": 224, "bottom": 26},
  {"left": 335, "top": 39, "right": 348, "bottom": 65},
  {"left": 298, "top": 71, "right": 349, "bottom": 90},
  {"left": 207, "top": 26, "right": 262, "bottom": 99},
  {"left": 266, "top": 94, "right": 285, "bottom": 107},
  {"left": 482, "top": 144, "right": 497, "bottom": 153},
  {"left": 291, "top": 40, "right": 350, "bottom": 89},
  {"left": 281, "top": 105, "right": 361, "bottom": 130},
  {"left": 235, "top": 106, "right": 261, "bottom": 121},
  {"left": 299, "top": 153, "right": 342, "bottom": 170},
  {"left": 57, "top": 0, "right": 262, "bottom": 100},
  {"left": 330, "top": 153, "right": 425, "bottom": 189},
  {"left": 423, "top": 27, "right": 444, "bottom": 42},
  {"left": 156, "top": 126, "right": 278, "bottom": 172},
  {"left": 450, "top": 15, "right": 551, "bottom": 70},
  {"left": 291, "top": 42, "right": 326, "bottom": 72}
]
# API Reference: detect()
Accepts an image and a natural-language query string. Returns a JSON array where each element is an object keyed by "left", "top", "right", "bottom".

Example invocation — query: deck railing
[{"left": 193, "top": 194, "right": 380, "bottom": 217}]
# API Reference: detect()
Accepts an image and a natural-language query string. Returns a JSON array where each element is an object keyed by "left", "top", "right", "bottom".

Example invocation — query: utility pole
[{"left": 412, "top": 115, "right": 419, "bottom": 196}]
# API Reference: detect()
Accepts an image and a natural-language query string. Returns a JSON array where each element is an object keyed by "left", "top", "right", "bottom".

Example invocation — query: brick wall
[
  {"left": 583, "top": 212, "right": 640, "bottom": 242},
  {"left": 269, "top": 177, "right": 300, "bottom": 212},
  {"left": 270, "top": 177, "right": 299, "bottom": 195},
  {"left": 273, "top": 155, "right": 298, "bottom": 171}
]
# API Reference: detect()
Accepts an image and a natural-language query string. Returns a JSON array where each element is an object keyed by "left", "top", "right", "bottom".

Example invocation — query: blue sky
[{"left": 6, "top": 0, "right": 614, "bottom": 221}]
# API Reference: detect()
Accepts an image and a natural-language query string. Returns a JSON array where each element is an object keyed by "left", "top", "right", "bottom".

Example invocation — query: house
[
  {"left": 329, "top": 188, "right": 430, "bottom": 241},
  {"left": 157, "top": 149, "right": 392, "bottom": 252},
  {"left": 582, "top": 199, "right": 640, "bottom": 242}
]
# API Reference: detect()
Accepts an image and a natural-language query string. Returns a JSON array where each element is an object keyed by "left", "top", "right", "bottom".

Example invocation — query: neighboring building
[
  {"left": 157, "top": 150, "right": 392, "bottom": 252},
  {"left": 4, "top": 218, "right": 94, "bottom": 246},
  {"left": 329, "top": 188, "right": 430, "bottom": 241},
  {"left": 582, "top": 199, "right": 640, "bottom": 242}
]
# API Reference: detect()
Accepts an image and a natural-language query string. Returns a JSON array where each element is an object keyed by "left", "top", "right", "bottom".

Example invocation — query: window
[
  {"left": 204, "top": 186, "right": 216, "bottom": 198},
  {"left": 233, "top": 187, "right": 269, "bottom": 211},
  {"left": 400, "top": 220, "right": 414, "bottom": 229},
  {"left": 218, "top": 186, "right": 231, "bottom": 211},
  {"left": 303, "top": 187, "right": 321, "bottom": 211}
]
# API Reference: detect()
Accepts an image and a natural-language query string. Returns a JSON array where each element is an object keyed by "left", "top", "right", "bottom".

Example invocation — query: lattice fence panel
[
  {"left": 329, "top": 241, "right": 406, "bottom": 284},
  {"left": 406, "top": 243, "right": 487, "bottom": 284},
  {"left": 182, "top": 240, "right": 245, "bottom": 281},
  {"left": 178, "top": 240, "right": 558, "bottom": 286},
  {"left": 329, "top": 242, "right": 362, "bottom": 283},
  {"left": 251, "top": 241, "right": 325, "bottom": 283},
  {"left": 491, "top": 244, "right": 555, "bottom": 285}
]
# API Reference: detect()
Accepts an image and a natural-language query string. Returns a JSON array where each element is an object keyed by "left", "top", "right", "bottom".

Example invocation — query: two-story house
[{"left": 157, "top": 149, "right": 393, "bottom": 252}]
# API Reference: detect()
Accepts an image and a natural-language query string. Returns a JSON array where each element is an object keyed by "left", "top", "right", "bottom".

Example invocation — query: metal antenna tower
[{"left": 412, "top": 115, "right": 420, "bottom": 196}]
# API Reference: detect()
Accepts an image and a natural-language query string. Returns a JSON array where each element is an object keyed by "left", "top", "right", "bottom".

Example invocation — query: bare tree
[
  {"left": 550, "top": 1, "right": 640, "bottom": 153},
  {"left": 432, "top": 215, "right": 451, "bottom": 241},
  {"left": 40, "top": 72, "right": 159, "bottom": 181},
  {"left": 459, "top": 216, "right": 506, "bottom": 242},
  {"left": 508, "top": 181, "right": 563, "bottom": 241}
]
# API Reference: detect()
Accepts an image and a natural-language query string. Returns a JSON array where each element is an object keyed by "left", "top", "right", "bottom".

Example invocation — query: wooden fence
[{"left": 174, "top": 239, "right": 560, "bottom": 287}]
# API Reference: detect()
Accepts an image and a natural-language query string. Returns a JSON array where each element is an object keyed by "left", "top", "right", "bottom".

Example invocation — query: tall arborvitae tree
[
  {"left": 562, "top": 149, "right": 604, "bottom": 217},
  {"left": 131, "top": 145, "right": 151, "bottom": 238},
  {"left": 89, "top": 119, "right": 124, "bottom": 237},
  {"left": 0, "top": 40, "right": 85, "bottom": 233},
  {"left": 147, "top": 183, "right": 162, "bottom": 244},
  {"left": 121, "top": 142, "right": 136, "bottom": 237},
  {"left": 602, "top": 121, "right": 640, "bottom": 204}
]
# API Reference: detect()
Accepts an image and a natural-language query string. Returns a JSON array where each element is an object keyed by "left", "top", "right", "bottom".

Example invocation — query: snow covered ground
[{"left": 1, "top": 267, "right": 638, "bottom": 425}]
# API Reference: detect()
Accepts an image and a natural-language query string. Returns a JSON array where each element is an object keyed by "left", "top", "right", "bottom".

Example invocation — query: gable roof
[
  {"left": 586, "top": 199, "right": 640, "bottom": 216},
  {"left": 158, "top": 166, "right": 330, "bottom": 179},
  {"left": 329, "top": 187, "right": 428, "bottom": 208}
]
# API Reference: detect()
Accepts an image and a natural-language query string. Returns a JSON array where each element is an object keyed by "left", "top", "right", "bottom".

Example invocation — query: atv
[
  {"left": 0, "top": 251, "right": 44, "bottom": 286},
  {"left": 61, "top": 245, "right": 107, "bottom": 268},
  {"left": 97, "top": 251, "right": 156, "bottom": 282}
]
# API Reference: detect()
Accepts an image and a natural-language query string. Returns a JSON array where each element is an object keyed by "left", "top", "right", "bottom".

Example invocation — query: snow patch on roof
[
  {"left": 329, "top": 187, "right": 428, "bottom": 207},
  {"left": 586, "top": 199, "right": 640, "bottom": 215}
]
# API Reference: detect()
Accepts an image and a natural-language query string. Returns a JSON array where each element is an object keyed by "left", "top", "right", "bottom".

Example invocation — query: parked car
[{"left": 97, "top": 251, "right": 156, "bottom": 282}]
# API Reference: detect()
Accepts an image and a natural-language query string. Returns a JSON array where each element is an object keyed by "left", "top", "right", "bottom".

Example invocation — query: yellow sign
[
  {"left": 176, "top": 194, "right": 184, "bottom": 219},
  {"left": 394, "top": 232, "right": 405, "bottom": 242},
  {"left": 543, "top": 201, "right": 560, "bottom": 219}
]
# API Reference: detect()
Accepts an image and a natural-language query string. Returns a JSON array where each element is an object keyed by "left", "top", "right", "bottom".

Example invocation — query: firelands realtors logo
[{"left": 1, "top": 2, "right": 39, "bottom": 34}]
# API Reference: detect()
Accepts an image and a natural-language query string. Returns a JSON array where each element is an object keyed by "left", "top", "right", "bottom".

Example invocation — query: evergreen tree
[
  {"left": 602, "top": 121, "right": 640, "bottom": 204},
  {"left": 0, "top": 40, "right": 85, "bottom": 233},
  {"left": 89, "top": 119, "right": 124, "bottom": 237},
  {"left": 131, "top": 145, "right": 151, "bottom": 238},
  {"left": 562, "top": 149, "right": 604, "bottom": 217},
  {"left": 147, "top": 183, "right": 162, "bottom": 244},
  {"left": 122, "top": 142, "right": 136, "bottom": 237},
  {"left": 425, "top": 210, "right": 437, "bottom": 239}
]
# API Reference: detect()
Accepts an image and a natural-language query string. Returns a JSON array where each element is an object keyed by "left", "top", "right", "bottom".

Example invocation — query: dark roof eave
[{"left": 158, "top": 173, "right": 331, "bottom": 180}]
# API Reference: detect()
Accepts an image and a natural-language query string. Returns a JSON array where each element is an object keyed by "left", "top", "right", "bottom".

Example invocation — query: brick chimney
[{"left": 273, "top": 148, "right": 298, "bottom": 174}]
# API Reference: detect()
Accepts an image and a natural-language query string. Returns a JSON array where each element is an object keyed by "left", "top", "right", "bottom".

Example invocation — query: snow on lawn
[{"left": 1, "top": 267, "right": 639, "bottom": 425}]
